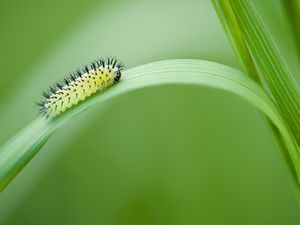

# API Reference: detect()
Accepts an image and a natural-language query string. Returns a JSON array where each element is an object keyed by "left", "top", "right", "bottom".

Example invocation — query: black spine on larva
[
  {"left": 36, "top": 101, "right": 45, "bottom": 107},
  {"left": 50, "top": 86, "right": 56, "bottom": 94},
  {"left": 36, "top": 100, "right": 47, "bottom": 116},
  {"left": 84, "top": 65, "right": 89, "bottom": 73},
  {"left": 91, "top": 62, "right": 97, "bottom": 70},
  {"left": 64, "top": 78, "right": 70, "bottom": 85},
  {"left": 117, "top": 61, "right": 124, "bottom": 70},
  {"left": 112, "top": 59, "right": 117, "bottom": 67},
  {"left": 37, "top": 57, "right": 124, "bottom": 117},
  {"left": 76, "top": 70, "right": 82, "bottom": 77},
  {"left": 70, "top": 73, "right": 76, "bottom": 81},
  {"left": 96, "top": 60, "right": 100, "bottom": 67},
  {"left": 43, "top": 91, "right": 49, "bottom": 98},
  {"left": 56, "top": 82, "right": 63, "bottom": 89},
  {"left": 101, "top": 60, "right": 105, "bottom": 67}
]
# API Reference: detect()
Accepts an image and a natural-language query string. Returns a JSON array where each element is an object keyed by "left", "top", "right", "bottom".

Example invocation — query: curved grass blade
[{"left": 0, "top": 59, "right": 299, "bottom": 191}]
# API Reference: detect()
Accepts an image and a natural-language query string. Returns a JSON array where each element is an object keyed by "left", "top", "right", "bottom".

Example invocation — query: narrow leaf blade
[{"left": 0, "top": 60, "right": 299, "bottom": 191}]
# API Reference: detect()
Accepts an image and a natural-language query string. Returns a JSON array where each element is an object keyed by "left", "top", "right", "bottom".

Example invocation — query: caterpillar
[{"left": 37, "top": 57, "right": 124, "bottom": 118}]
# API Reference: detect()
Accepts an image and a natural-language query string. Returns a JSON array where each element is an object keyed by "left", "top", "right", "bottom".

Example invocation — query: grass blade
[
  {"left": 0, "top": 59, "right": 299, "bottom": 191},
  {"left": 282, "top": 0, "right": 300, "bottom": 62},
  {"left": 213, "top": 0, "right": 300, "bottom": 147},
  {"left": 211, "top": 0, "right": 260, "bottom": 83},
  {"left": 212, "top": 0, "right": 300, "bottom": 190}
]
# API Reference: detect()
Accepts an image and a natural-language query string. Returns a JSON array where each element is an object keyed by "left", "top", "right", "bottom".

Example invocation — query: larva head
[
  {"left": 114, "top": 70, "right": 121, "bottom": 82},
  {"left": 111, "top": 59, "right": 123, "bottom": 83}
]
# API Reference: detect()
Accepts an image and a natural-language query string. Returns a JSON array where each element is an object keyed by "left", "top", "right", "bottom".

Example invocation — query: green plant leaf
[
  {"left": 0, "top": 59, "right": 299, "bottom": 191},
  {"left": 216, "top": 0, "right": 300, "bottom": 147},
  {"left": 211, "top": 0, "right": 260, "bottom": 83},
  {"left": 212, "top": 0, "right": 294, "bottom": 180},
  {"left": 282, "top": 0, "right": 300, "bottom": 62}
]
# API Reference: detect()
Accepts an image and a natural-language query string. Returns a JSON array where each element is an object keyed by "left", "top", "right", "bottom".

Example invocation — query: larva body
[{"left": 38, "top": 58, "right": 123, "bottom": 117}]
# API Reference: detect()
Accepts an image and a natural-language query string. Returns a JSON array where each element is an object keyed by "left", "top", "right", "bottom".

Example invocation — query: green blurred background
[{"left": 0, "top": 0, "right": 300, "bottom": 224}]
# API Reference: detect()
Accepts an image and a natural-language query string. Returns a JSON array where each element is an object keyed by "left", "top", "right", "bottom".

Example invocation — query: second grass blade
[{"left": 214, "top": 0, "right": 300, "bottom": 146}]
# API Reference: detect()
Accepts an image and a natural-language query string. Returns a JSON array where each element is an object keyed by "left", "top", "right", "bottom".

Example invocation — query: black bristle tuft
[
  {"left": 43, "top": 91, "right": 49, "bottom": 98},
  {"left": 70, "top": 73, "right": 76, "bottom": 81},
  {"left": 50, "top": 86, "right": 56, "bottom": 94},
  {"left": 117, "top": 62, "right": 124, "bottom": 70},
  {"left": 100, "top": 59, "right": 105, "bottom": 67},
  {"left": 64, "top": 78, "right": 70, "bottom": 85},
  {"left": 91, "top": 62, "right": 97, "bottom": 70},
  {"left": 84, "top": 65, "right": 89, "bottom": 73},
  {"left": 56, "top": 82, "right": 63, "bottom": 89},
  {"left": 36, "top": 101, "right": 45, "bottom": 107},
  {"left": 112, "top": 59, "right": 117, "bottom": 67},
  {"left": 76, "top": 70, "right": 82, "bottom": 77}
]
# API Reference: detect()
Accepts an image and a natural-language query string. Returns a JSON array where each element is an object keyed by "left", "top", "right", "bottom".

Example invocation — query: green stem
[
  {"left": 212, "top": 0, "right": 300, "bottom": 192},
  {"left": 282, "top": 0, "right": 300, "bottom": 63},
  {"left": 212, "top": 0, "right": 261, "bottom": 83}
]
